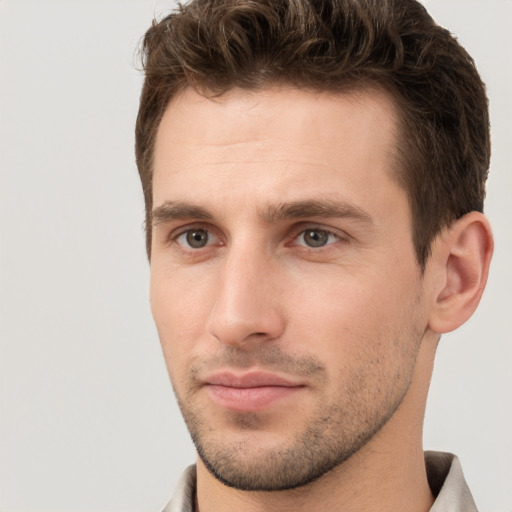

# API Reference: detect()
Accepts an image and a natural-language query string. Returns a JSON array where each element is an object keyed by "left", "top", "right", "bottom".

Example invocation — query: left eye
[
  {"left": 296, "top": 229, "right": 339, "bottom": 248},
  {"left": 176, "top": 228, "right": 214, "bottom": 249}
]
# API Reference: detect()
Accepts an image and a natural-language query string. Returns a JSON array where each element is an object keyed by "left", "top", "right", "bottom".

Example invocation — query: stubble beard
[
  {"left": 171, "top": 342, "right": 419, "bottom": 492},
  {"left": 178, "top": 395, "right": 402, "bottom": 491}
]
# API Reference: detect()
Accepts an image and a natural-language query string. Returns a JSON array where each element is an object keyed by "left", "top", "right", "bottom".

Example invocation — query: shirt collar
[
  {"left": 426, "top": 451, "right": 478, "bottom": 512},
  {"left": 162, "top": 452, "right": 478, "bottom": 512}
]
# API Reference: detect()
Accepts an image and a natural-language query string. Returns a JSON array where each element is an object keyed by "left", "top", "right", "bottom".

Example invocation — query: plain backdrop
[{"left": 0, "top": 1, "right": 510, "bottom": 511}]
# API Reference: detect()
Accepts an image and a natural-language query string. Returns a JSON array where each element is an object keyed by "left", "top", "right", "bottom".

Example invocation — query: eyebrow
[
  {"left": 152, "top": 198, "right": 373, "bottom": 227},
  {"left": 261, "top": 199, "right": 374, "bottom": 225},
  {"left": 151, "top": 201, "right": 213, "bottom": 226}
]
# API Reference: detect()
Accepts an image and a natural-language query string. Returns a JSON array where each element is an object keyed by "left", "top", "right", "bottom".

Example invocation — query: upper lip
[{"left": 204, "top": 371, "right": 303, "bottom": 388}]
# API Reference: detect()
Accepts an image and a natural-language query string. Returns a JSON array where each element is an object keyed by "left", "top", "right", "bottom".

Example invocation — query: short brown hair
[{"left": 135, "top": 0, "right": 490, "bottom": 267}]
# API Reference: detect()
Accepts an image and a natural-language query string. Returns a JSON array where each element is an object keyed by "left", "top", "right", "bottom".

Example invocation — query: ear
[{"left": 428, "top": 211, "right": 493, "bottom": 334}]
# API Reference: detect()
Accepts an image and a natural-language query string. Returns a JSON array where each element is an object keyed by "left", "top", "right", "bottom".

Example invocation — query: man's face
[{"left": 150, "top": 87, "right": 431, "bottom": 490}]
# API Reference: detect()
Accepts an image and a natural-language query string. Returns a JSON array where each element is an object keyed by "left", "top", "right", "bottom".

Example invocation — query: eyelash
[
  {"left": 168, "top": 224, "right": 222, "bottom": 253},
  {"left": 167, "top": 224, "right": 347, "bottom": 254},
  {"left": 292, "top": 228, "right": 342, "bottom": 248}
]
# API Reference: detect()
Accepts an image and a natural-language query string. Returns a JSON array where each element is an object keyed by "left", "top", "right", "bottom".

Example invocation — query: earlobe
[{"left": 428, "top": 212, "right": 493, "bottom": 334}]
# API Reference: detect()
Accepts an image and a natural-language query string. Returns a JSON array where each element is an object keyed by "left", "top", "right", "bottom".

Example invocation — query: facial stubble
[{"left": 171, "top": 337, "right": 421, "bottom": 492}]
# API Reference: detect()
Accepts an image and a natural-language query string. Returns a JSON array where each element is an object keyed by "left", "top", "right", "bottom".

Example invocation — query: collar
[
  {"left": 426, "top": 451, "right": 478, "bottom": 511},
  {"left": 162, "top": 451, "right": 478, "bottom": 512}
]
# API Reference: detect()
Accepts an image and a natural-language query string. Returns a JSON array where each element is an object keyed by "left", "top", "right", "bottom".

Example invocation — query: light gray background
[{"left": 0, "top": 1, "right": 510, "bottom": 510}]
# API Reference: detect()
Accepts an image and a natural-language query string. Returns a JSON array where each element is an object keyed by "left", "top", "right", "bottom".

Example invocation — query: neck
[{"left": 195, "top": 335, "right": 438, "bottom": 512}]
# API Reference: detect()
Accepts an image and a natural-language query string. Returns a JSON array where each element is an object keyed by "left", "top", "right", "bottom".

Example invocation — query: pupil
[
  {"left": 186, "top": 229, "right": 208, "bottom": 248},
  {"left": 304, "top": 229, "right": 328, "bottom": 247}
]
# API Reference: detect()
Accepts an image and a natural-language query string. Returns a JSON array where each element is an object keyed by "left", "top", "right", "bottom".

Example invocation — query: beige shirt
[{"left": 162, "top": 451, "right": 478, "bottom": 512}]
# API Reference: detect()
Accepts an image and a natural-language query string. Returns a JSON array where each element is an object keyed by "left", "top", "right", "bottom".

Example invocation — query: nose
[{"left": 206, "top": 245, "right": 285, "bottom": 347}]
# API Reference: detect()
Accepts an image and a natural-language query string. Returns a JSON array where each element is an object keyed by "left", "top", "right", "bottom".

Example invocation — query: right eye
[{"left": 175, "top": 228, "right": 216, "bottom": 249}]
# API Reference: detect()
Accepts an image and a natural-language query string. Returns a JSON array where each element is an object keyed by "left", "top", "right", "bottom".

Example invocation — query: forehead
[
  {"left": 152, "top": 86, "right": 403, "bottom": 215},
  {"left": 155, "top": 85, "right": 399, "bottom": 151}
]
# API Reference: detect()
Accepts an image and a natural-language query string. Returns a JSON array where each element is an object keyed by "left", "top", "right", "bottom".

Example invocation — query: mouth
[{"left": 203, "top": 371, "right": 305, "bottom": 412}]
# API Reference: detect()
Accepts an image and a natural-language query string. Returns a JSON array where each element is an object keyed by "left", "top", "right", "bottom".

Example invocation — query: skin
[{"left": 149, "top": 87, "right": 493, "bottom": 512}]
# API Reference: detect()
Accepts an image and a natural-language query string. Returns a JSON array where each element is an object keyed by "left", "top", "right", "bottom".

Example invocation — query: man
[{"left": 135, "top": 0, "right": 493, "bottom": 510}]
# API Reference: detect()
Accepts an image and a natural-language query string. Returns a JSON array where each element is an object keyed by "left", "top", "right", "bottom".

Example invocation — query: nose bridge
[{"left": 207, "top": 237, "right": 283, "bottom": 346}]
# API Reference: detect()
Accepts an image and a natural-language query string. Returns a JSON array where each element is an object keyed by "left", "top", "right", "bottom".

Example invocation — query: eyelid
[
  {"left": 177, "top": 229, "right": 216, "bottom": 248},
  {"left": 295, "top": 229, "right": 340, "bottom": 247},
  {"left": 167, "top": 223, "right": 221, "bottom": 248},
  {"left": 163, "top": 221, "right": 349, "bottom": 253},
  {"left": 287, "top": 223, "right": 349, "bottom": 246}
]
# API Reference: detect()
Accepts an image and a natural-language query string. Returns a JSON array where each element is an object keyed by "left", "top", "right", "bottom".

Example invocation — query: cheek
[
  {"left": 149, "top": 265, "right": 215, "bottom": 371},
  {"left": 286, "top": 266, "right": 421, "bottom": 365},
  {"left": 288, "top": 269, "right": 389, "bottom": 331}
]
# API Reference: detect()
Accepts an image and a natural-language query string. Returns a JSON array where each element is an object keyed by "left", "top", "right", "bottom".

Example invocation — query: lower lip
[{"left": 206, "top": 385, "right": 303, "bottom": 412}]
